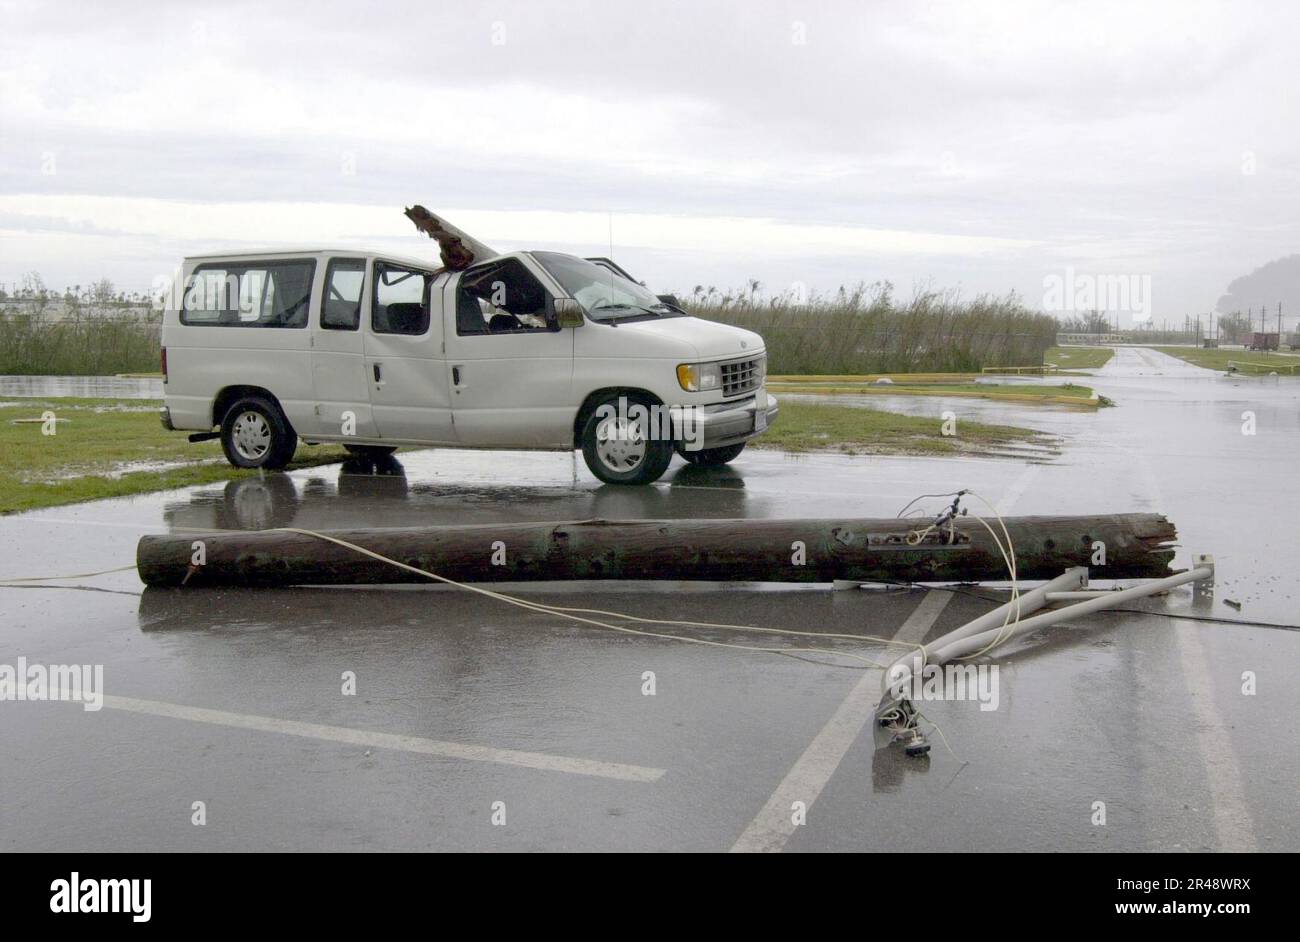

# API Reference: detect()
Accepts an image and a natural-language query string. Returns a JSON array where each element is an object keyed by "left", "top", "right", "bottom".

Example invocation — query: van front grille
[{"left": 721, "top": 356, "right": 764, "bottom": 397}]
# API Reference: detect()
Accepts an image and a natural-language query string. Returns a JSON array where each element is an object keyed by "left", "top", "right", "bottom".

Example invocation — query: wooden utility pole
[{"left": 136, "top": 514, "right": 1179, "bottom": 588}]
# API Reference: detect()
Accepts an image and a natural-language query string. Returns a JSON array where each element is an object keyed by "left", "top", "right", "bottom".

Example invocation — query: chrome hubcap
[
  {"left": 232, "top": 411, "right": 272, "bottom": 461},
  {"left": 595, "top": 416, "right": 647, "bottom": 472}
]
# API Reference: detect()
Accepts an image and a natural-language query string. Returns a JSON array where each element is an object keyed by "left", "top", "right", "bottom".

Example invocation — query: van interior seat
[
  {"left": 322, "top": 298, "right": 359, "bottom": 329},
  {"left": 379, "top": 302, "right": 426, "bottom": 334},
  {"left": 489, "top": 312, "right": 522, "bottom": 332}
]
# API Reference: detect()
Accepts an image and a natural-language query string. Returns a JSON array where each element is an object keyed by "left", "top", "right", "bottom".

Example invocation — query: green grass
[
  {"left": 768, "top": 379, "right": 1101, "bottom": 406},
  {"left": 0, "top": 396, "right": 1055, "bottom": 513},
  {"left": 1044, "top": 346, "right": 1115, "bottom": 370},
  {"left": 1151, "top": 346, "right": 1300, "bottom": 375},
  {"left": 0, "top": 398, "right": 351, "bottom": 514},
  {"left": 754, "top": 399, "right": 1055, "bottom": 457}
]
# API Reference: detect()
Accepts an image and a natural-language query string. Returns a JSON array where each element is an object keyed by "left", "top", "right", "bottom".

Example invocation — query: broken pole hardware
[
  {"left": 135, "top": 514, "right": 1177, "bottom": 588},
  {"left": 874, "top": 555, "right": 1216, "bottom": 757},
  {"left": 403, "top": 206, "right": 498, "bottom": 272}
]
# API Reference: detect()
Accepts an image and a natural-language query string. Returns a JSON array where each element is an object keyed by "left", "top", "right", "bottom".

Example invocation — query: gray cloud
[{"left": 2, "top": 0, "right": 1299, "bottom": 325}]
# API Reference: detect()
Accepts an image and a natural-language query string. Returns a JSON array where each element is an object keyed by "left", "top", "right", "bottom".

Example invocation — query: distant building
[
  {"left": 1056, "top": 331, "right": 1125, "bottom": 345},
  {"left": 0, "top": 297, "right": 157, "bottom": 323}
]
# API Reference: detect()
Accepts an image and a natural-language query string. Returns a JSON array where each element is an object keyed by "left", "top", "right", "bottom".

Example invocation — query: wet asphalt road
[{"left": 1, "top": 347, "right": 1297, "bottom": 852}]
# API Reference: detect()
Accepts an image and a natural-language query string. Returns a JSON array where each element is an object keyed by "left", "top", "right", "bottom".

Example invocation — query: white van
[{"left": 159, "top": 247, "right": 778, "bottom": 484}]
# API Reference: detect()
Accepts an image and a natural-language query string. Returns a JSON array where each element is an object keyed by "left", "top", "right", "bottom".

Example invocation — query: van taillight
[{"left": 161, "top": 346, "right": 168, "bottom": 383}]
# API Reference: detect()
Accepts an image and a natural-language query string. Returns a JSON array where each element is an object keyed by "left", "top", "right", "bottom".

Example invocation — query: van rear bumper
[
  {"left": 671, "top": 392, "right": 778, "bottom": 451},
  {"left": 158, "top": 406, "right": 174, "bottom": 431}
]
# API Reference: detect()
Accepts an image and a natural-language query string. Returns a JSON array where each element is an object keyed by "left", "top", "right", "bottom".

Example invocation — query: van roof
[{"left": 182, "top": 248, "right": 442, "bottom": 269}]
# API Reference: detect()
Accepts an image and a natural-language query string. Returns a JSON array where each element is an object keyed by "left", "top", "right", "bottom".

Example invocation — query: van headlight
[{"left": 676, "top": 362, "right": 722, "bottom": 392}]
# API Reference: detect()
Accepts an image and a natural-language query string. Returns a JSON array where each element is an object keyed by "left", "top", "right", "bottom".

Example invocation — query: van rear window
[{"left": 181, "top": 260, "right": 316, "bottom": 328}]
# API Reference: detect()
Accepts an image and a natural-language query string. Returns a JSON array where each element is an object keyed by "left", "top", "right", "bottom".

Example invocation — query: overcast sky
[{"left": 2, "top": 0, "right": 1298, "bottom": 324}]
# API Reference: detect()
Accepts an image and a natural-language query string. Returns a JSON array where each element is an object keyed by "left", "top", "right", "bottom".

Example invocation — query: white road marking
[
  {"left": 729, "top": 590, "right": 954, "bottom": 853},
  {"left": 1132, "top": 452, "right": 1256, "bottom": 851},
  {"left": 100, "top": 695, "right": 666, "bottom": 783},
  {"left": 995, "top": 465, "right": 1040, "bottom": 515},
  {"left": 1172, "top": 630, "right": 1257, "bottom": 851}
]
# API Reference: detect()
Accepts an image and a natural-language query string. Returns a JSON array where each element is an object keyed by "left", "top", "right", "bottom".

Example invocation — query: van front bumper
[
  {"left": 671, "top": 392, "right": 778, "bottom": 452},
  {"left": 159, "top": 406, "right": 174, "bottom": 431}
]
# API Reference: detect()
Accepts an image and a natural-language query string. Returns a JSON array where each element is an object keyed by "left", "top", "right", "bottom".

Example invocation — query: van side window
[
  {"left": 456, "top": 258, "right": 554, "bottom": 335},
  {"left": 181, "top": 260, "right": 315, "bottom": 328},
  {"left": 322, "top": 259, "right": 364, "bottom": 330},
  {"left": 372, "top": 262, "right": 431, "bottom": 336}
]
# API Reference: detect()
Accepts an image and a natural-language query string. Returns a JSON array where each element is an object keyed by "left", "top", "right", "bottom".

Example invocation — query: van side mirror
[{"left": 554, "top": 298, "right": 584, "bottom": 328}]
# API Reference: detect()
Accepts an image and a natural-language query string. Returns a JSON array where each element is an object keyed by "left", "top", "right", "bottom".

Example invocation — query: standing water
[{"left": 0, "top": 375, "right": 163, "bottom": 399}]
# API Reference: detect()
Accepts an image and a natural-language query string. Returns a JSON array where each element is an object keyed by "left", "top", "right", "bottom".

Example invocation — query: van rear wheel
[
  {"left": 220, "top": 396, "right": 297, "bottom": 470},
  {"left": 580, "top": 393, "right": 673, "bottom": 485},
  {"left": 344, "top": 444, "right": 397, "bottom": 457}
]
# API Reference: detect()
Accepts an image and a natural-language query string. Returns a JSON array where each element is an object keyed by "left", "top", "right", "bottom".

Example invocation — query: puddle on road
[
  {"left": 1, "top": 347, "right": 1297, "bottom": 623},
  {"left": 0, "top": 375, "right": 162, "bottom": 399}
]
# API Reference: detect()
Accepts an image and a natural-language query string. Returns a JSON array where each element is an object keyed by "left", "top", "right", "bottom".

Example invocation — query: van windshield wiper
[{"left": 587, "top": 302, "right": 663, "bottom": 323}]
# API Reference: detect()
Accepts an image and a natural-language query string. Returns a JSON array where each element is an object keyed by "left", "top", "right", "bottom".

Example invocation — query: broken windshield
[{"left": 533, "top": 251, "right": 679, "bottom": 322}]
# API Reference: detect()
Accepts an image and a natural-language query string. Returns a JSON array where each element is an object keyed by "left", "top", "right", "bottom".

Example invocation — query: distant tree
[
  {"left": 1218, "top": 311, "right": 1251, "bottom": 343},
  {"left": 22, "top": 271, "right": 47, "bottom": 298},
  {"left": 1083, "top": 310, "right": 1110, "bottom": 333},
  {"left": 90, "top": 278, "right": 117, "bottom": 304}
]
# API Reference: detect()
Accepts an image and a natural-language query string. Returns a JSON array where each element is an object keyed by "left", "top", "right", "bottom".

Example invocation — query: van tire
[
  {"left": 580, "top": 392, "right": 673, "bottom": 485},
  {"left": 220, "top": 396, "right": 297, "bottom": 469},
  {"left": 344, "top": 444, "right": 398, "bottom": 457},
  {"left": 676, "top": 442, "right": 745, "bottom": 466}
]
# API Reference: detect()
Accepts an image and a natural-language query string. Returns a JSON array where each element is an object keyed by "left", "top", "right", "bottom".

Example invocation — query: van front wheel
[
  {"left": 220, "top": 397, "right": 297, "bottom": 470},
  {"left": 580, "top": 394, "right": 673, "bottom": 485}
]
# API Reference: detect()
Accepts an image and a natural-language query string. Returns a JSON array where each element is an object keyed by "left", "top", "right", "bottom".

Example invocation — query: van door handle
[
  {"left": 373, "top": 363, "right": 382, "bottom": 382},
  {"left": 452, "top": 365, "right": 463, "bottom": 385}
]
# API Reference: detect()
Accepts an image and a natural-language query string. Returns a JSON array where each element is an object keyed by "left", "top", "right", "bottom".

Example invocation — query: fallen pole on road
[
  {"left": 136, "top": 514, "right": 1177, "bottom": 588},
  {"left": 874, "top": 554, "right": 1215, "bottom": 757}
]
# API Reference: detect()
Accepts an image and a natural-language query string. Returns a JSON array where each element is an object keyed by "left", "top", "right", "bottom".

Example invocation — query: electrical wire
[
  {"left": 897, "top": 489, "right": 1024, "bottom": 665},
  {"left": 12, "top": 496, "right": 1293, "bottom": 769},
  {"left": 1077, "top": 607, "right": 1300, "bottom": 633},
  {"left": 0, "top": 583, "right": 142, "bottom": 597},
  {"left": 955, "top": 492, "right": 1023, "bottom": 660},
  {"left": 273, "top": 527, "right": 915, "bottom": 671},
  {"left": 0, "top": 564, "right": 138, "bottom": 582}
]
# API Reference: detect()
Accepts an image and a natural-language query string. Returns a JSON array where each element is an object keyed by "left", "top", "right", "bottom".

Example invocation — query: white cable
[{"left": 273, "top": 527, "right": 922, "bottom": 670}]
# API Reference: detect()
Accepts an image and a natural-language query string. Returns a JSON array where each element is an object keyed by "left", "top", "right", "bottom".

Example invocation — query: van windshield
[{"left": 532, "top": 252, "right": 680, "bottom": 322}]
